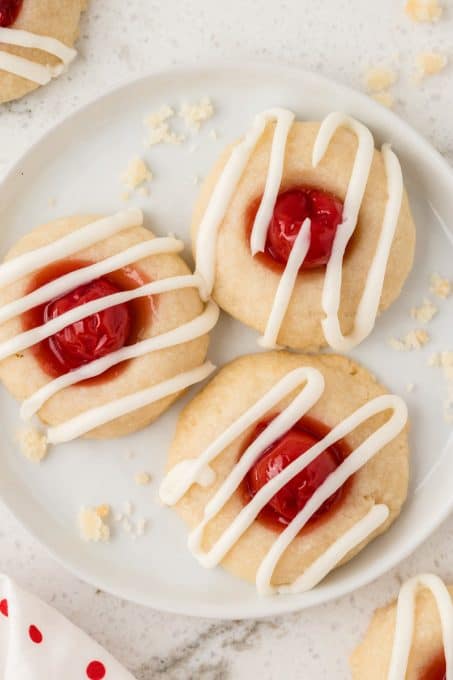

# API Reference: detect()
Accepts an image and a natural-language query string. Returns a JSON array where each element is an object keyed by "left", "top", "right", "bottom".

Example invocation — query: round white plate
[{"left": 0, "top": 62, "right": 452, "bottom": 619}]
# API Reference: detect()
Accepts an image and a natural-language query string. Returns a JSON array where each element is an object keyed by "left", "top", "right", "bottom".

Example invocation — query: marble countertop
[{"left": 1, "top": 1, "right": 453, "bottom": 678}]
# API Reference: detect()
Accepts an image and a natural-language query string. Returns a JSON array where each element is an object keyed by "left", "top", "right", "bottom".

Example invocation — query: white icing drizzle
[
  {"left": 21, "top": 301, "right": 219, "bottom": 420},
  {"left": 388, "top": 574, "right": 453, "bottom": 680},
  {"left": 160, "top": 366, "right": 407, "bottom": 594},
  {"left": 0, "top": 27, "right": 77, "bottom": 85},
  {"left": 276, "top": 504, "right": 389, "bottom": 594},
  {"left": 0, "top": 209, "right": 143, "bottom": 288},
  {"left": 194, "top": 108, "right": 292, "bottom": 300},
  {"left": 0, "top": 274, "right": 202, "bottom": 361},
  {"left": 0, "top": 236, "right": 183, "bottom": 325},
  {"left": 315, "top": 116, "right": 403, "bottom": 351},
  {"left": 194, "top": 109, "right": 403, "bottom": 351},
  {"left": 258, "top": 218, "right": 311, "bottom": 349},
  {"left": 46, "top": 361, "right": 216, "bottom": 444},
  {"left": 0, "top": 209, "right": 217, "bottom": 444}
]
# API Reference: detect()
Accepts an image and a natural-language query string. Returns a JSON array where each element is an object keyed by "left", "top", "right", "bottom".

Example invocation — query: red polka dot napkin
[{"left": 0, "top": 575, "right": 137, "bottom": 679}]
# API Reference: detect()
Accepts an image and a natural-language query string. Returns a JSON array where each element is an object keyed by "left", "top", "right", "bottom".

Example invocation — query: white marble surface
[{"left": 0, "top": 1, "right": 453, "bottom": 678}]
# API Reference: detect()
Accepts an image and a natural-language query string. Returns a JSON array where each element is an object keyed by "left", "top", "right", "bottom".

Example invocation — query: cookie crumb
[
  {"left": 405, "top": 0, "right": 443, "bottom": 22},
  {"left": 144, "top": 105, "right": 184, "bottom": 146},
  {"left": 96, "top": 504, "right": 110, "bottom": 519},
  {"left": 364, "top": 67, "right": 398, "bottom": 93},
  {"left": 16, "top": 427, "right": 48, "bottom": 463},
  {"left": 416, "top": 52, "right": 448, "bottom": 80},
  {"left": 410, "top": 298, "right": 438, "bottom": 323},
  {"left": 388, "top": 329, "right": 430, "bottom": 351},
  {"left": 135, "top": 472, "right": 151, "bottom": 486},
  {"left": 79, "top": 506, "right": 110, "bottom": 543},
  {"left": 179, "top": 97, "right": 214, "bottom": 130},
  {"left": 122, "top": 157, "right": 152, "bottom": 190},
  {"left": 372, "top": 91, "right": 394, "bottom": 108},
  {"left": 430, "top": 272, "right": 451, "bottom": 299}
]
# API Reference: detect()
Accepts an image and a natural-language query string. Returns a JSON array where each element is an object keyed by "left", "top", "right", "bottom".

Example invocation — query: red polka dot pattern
[
  {"left": 28, "top": 624, "right": 43, "bottom": 644},
  {"left": 0, "top": 599, "right": 8, "bottom": 617},
  {"left": 86, "top": 660, "right": 106, "bottom": 679}
]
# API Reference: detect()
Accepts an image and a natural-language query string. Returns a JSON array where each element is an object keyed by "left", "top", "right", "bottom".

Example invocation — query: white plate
[{"left": 0, "top": 62, "right": 452, "bottom": 619}]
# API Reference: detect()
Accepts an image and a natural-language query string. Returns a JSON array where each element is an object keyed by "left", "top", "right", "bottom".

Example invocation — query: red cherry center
[
  {"left": 22, "top": 260, "right": 153, "bottom": 381},
  {"left": 243, "top": 417, "right": 348, "bottom": 529},
  {"left": 0, "top": 599, "right": 8, "bottom": 617},
  {"left": 263, "top": 188, "right": 343, "bottom": 269},
  {"left": 0, "top": 0, "right": 23, "bottom": 26},
  {"left": 28, "top": 624, "right": 43, "bottom": 644},
  {"left": 420, "top": 654, "right": 446, "bottom": 680},
  {"left": 86, "top": 660, "right": 106, "bottom": 680},
  {"left": 44, "top": 278, "right": 131, "bottom": 373}
]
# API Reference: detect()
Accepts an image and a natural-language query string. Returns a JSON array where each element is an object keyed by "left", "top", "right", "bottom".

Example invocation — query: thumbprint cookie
[
  {"left": 192, "top": 109, "right": 416, "bottom": 352},
  {"left": 160, "top": 351, "right": 409, "bottom": 594},
  {"left": 0, "top": 209, "right": 218, "bottom": 442},
  {"left": 351, "top": 573, "right": 453, "bottom": 679},
  {"left": 0, "top": 0, "right": 86, "bottom": 104}
]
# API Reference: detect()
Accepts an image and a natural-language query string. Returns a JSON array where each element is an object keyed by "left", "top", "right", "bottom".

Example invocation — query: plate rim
[{"left": 1, "top": 58, "right": 453, "bottom": 619}]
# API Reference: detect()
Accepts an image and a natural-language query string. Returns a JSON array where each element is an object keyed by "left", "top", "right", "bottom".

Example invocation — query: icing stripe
[
  {"left": 194, "top": 108, "right": 290, "bottom": 300},
  {"left": 194, "top": 109, "right": 403, "bottom": 351},
  {"left": 46, "top": 361, "right": 216, "bottom": 444},
  {"left": 316, "top": 119, "right": 403, "bottom": 351},
  {"left": 0, "top": 209, "right": 143, "bottom": 288},
  {"left": 388, "top": 574, "right": 453, "bottom": 680},
  {"left": 0, "top": 274, "right": 203, "bottom": 361},
  {"left": 159, "top": 366, "right": 326, "bottom": 506},
  {"left": 277, "top": 504, "right": 389, "bottom": 594},
  {"left": 250, "top": 109, "right": 295, "bottom": 254},
  {"left": 0, "top": 27, "right": 76, "bottom": 85},
  {"left": 21, "top": 301, "right": 219, "bottom": 420},
  {"left": 258, "top": 217, "right": 311, "bottom": 349},
  {"left": 160, "top": 366, "right": 407, "bottom": 594},
  {"left": 0, "top": 237, "right": 184, "bottom": 325}
]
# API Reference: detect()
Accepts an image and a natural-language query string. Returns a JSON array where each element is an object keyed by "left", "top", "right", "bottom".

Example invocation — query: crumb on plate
[
  {"left": 405, "top": 0, "right": 443, "bottom": 22},
  {"left": 179, "top": 97, "right": 214, "bottom": 130},
  {"left": 79, "top": 506, "right": 110, "bottom": 543},
  {"left": 16, "top": 427, "right": 48, "bottom": 463},
  {"left": 388, "top": 329, "right": 430, "bottom": 351}
]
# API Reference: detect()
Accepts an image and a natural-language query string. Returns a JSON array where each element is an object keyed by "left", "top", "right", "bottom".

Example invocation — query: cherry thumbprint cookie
[
  {"left": 192, "top": 109, "right": 416, "bottom": 352},
  {"left": 159, "top": 352, "right": 409, "bottom": 594},
  {"left": 0, "top": 209, "right": 218, "bottom": 442},
  {"left": 0, "top": 0, "right": 86, "bottom": 104},
  {"left": 351, "top": 574, "right": 453, "bottom": 680}
]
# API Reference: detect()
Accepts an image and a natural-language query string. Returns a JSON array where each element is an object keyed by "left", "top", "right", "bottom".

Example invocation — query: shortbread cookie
[
  {"left": 0, "top": 0, "right": 86, "bottom": 104},
  {"left": 0, "top": 209, "right": 217, "bottom": 440},
  {"left": 351, "top": 573, "right": 452, "bottom": 679},
  {"left": 160, "top": 351, "right": 409, "bottom": 593},
  {"left": 192, "top": 110, "right": 416, "bottom": 352}
]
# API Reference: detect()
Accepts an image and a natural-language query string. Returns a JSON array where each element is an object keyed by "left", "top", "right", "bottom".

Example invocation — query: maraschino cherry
[
  {"left": 264, "top": 188, "right": 343, "bottom": 269},
  {"left": 0, "top": 0, "right": 23, "bottom": 27},
  {"left": 43, "top": 278, "right": 131, "bottom": 374},
  {"left": 244, "top": 418, "right": 346, "bottom": 529},
  {"left": 420, "top": 654, "right": 446, "bottom": 680}
]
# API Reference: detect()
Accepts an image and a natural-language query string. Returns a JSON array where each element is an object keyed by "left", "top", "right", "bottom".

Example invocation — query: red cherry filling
[
  {"left": 0, "top": 0, "right": 23, "bottom": 26},
  {"left": 23, "top": 260, "right": 152, "bottom": 382},
  {"left": 44, "top": 278, "right": 131, "bottom": 373},
  {"left": 261, "top": 188, "right": 343, "bottom": 270},
  {"left": 420, "top": 654, "right": 446, "bottom": 680},
  {"left": 242, "top": 417, "right": 349, "bottom": 530}
]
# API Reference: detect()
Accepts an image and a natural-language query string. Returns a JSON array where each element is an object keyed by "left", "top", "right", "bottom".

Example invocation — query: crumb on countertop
[
  {"left": 411, "top": 298, "right": 438, "bottom": 323},
  {"left": 144, "top": 105, "right": 184, "bottom": 146},
  {"left": 17, "top": 427, "right": 48, "bottom": 463},
  {"left": 135, "top": 472, "right": 151, "bottom": 486},
  {"left": 416, "top": 52, "right": 448, "bottom": 80},
  {"left": 405, "top": 0, "right": 443, "bottom": 22},
  {"left": 179, "top": 97, "right": 214, "bottom": 130},
  {"left": 430, "top": 273, "right": 451, "bottom": 299},
  {"left": 364, "top": 67, "right": 398, "bottom": 93},
  {"left": 372, "top": 91, "right": 394, "bottom": 108},
  {"left": 388, "top": 329, "right": 430, "bottom": 351},
  {"left": 79, "top": 506, "right": 110, "bottom": 543}
]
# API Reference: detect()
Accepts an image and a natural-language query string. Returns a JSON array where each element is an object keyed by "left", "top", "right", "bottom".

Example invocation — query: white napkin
[{"left": 0, "top": 574, "right": 137, "bottom": 679}]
